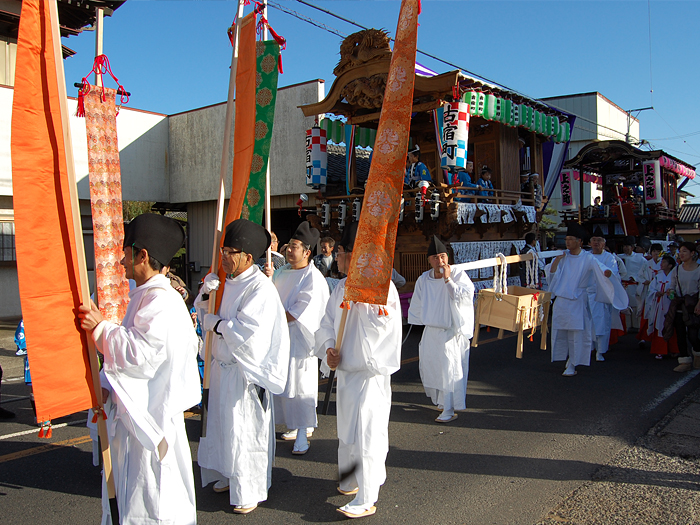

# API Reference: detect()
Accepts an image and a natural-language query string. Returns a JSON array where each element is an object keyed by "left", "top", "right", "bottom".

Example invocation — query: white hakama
[
  {"left": 196, "top": 266, "right": 290, "bottom": 507},
  {"left": 408, "top": 267, "right": 474, "bottom": 410},
  {"left": 315, "top": 279, "right": 402, "bottom": 510},
  {"left": 95, "top": 275, "right": 201, "bottom": 525},
  {"left": 546, "top": 251, "right": 627, "bottom": 368},
  {"left": 272, "top": 263, "right": 329, "bottom": 430}
]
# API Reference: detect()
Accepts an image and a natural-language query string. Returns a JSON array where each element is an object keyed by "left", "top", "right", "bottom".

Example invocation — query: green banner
[{"left": 241, "top": 40, "right": 280, "bottom": 224}]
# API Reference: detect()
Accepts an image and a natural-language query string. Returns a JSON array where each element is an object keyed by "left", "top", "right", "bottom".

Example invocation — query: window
[{"left": 0, "top": 222, "right": 16, "bottom": 262}]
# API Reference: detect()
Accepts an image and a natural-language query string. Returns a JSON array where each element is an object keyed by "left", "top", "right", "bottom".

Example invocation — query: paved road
[{"left": 1, "top": 324, "right": 698, "bottom": 524}]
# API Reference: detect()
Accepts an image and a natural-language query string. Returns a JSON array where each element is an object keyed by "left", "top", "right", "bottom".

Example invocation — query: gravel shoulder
[{"left": 538, "top": 386, "right": 700, "bottom": 525}]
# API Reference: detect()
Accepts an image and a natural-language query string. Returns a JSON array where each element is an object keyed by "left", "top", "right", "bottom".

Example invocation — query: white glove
[
  {"left": 203, "top": 314, "right": 222, "bottom": 333},
  {"left": 201, "top": 273, "right": 220, "bottom": 295}
]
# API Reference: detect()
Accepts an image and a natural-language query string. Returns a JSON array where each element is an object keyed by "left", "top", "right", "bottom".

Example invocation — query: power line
[
  {"left": 268, "top": 0, "right": 347, "bottom": 39},
  {"left": 647, "top": 0, "right": 654, "bottom": 106},
  {"left": 290, "top": 0, "right": 548, "bottom": 104},
  {"left": 274, "top": 0, "right": 698, "bottom": 161}
]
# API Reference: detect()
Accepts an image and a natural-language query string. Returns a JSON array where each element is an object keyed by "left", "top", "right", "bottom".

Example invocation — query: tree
[
  {"left": 538, "top": 206, "right": 560, "bottom": 239},
  {"left": 122, "top": 201, "right": 155, "bottom": 222}
]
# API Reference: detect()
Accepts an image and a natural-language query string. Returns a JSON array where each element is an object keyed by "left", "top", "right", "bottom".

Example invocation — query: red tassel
[
  {"left": 45, "top": 424, "right": 52, "bottom": 439},
  {"left": 268, "top": 25, "right": 286, "bottom": 49},
  {"left": 418, "top": 0, "right": 422, "bottom": 15},
  {"left": 278, "top": 54, "right": 283, "bottom": 75},
  {"left": 103, "top": 410, "right": 108, "bottom": 420},
  {"left": 38, "top": 424, "right": 45, "bottom": 438},
  {"left": 529, "top": 334, "right": 534, "bottom": 342},
  {"left": 487, "top": 326, "right": 491, "bottom": 332},
  {"left": 91, "top": 410, "right": 99, "bottom": 424},
  {"left": 76, "top": 90, "right": 85, "bottom": 117}
]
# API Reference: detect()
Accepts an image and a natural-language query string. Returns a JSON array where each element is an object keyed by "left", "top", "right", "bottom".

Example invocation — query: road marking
[
  {"left": 643, "top": 369, "right": 700, "bottom": 412},
  {"left": 0, "top": 435, "right": 92, "bottom": 464},
  {"left": 0, "top": 395, "right": 30, "bottom": 405},
  {"left": 3, "top": 377, "right": 25, "bottom": 383},
  {"left": 0, "top": 421, "right": 84, "bottom": 440}
]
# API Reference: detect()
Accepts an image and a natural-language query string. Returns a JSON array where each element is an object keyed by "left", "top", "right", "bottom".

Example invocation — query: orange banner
[
  {"left": 11, "top": 0, "right": 95, "bottom": 421},
  {"left": 84, "top": 86, "right": 130, "bottom": 323},
  {"left": 343, "top": 0, "right": 419, "bottom": 305},
  {"left": 216, "top": 11, "right": 257, "bottom": 312}
]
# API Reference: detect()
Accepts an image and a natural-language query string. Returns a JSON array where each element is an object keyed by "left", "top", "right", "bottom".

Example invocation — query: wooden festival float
[
  {"left": 557, "top": 140, "right": 696, "bottom": 245},
  {"left": 299, "top": 29, "right": 570, "bottom": 356}
]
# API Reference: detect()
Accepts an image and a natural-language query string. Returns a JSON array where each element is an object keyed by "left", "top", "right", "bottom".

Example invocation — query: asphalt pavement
[{"left": 1, "top": 320, "right": 699, "bottom": 524}]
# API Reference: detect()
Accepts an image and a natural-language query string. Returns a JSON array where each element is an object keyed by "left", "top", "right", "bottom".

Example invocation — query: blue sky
[{"left": 61, "top": 0, "right": 700, "bottom": 199}]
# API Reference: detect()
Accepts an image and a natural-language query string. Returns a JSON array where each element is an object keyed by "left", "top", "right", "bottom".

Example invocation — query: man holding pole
[
  {"left": 270, "top": 222, "right": 330, "bottom": 455},
  {"left": 195, "top": 219, "right": 290, "bottom": 514},
  {"left": 315, "top": 224, "right": 402, "bottom": 518},
  {"left": 408, "top": 235, "right": 475, "bottom": 423},
  {"left": 546, "top": 224, "right": 627, "bottom": 376},
  {"left": 78, "top": 213, "right": 201, "bottom": 525}
]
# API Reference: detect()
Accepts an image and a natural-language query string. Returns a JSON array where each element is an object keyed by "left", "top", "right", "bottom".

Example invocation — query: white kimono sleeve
[{"left": 217, "top": 283, "right": 290, "bottom": 395}]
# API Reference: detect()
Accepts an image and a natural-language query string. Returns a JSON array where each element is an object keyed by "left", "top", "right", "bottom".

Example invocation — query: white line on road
[
  {"left": 3, "top": 377, "right": 25, "bottom": 383},
  {"left": 0, "top": 419, "right": 86, "bottom": 441},
  {"left": 642, "top": 369, "right": 700, "bottom": 412},
  {"left": 0, "top": 395, "right": 30, "bottom": 404}
]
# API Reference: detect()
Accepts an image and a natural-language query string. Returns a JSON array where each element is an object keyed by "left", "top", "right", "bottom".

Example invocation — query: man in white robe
[
  {"left": 270, "top": 222, "right": 330, "bottom": 455},
  {"left": 588, "top": 228, "right": 620, "bottom": 362},
  {"left": 408, "top": 235, "right": 474, "bottom": 423},
  {"left": 196, "top": 219, "right": 290, "bottom": 514},
  {"left": 315, "top": 223, "right": 402, "bottom": 519},
  {"left": 546, "top": 224, "right": 627, "bottom": 376},
  {"left": 79, "top": 213, "right": 201, "bottom": 525},
  {"left": 619, "top": 237, "right": 646, "bottom": 331}
]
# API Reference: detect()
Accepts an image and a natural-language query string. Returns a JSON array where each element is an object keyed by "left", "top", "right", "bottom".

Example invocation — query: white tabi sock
[
  {"left": 437, "top": 392, "right": 455, "bottom": 420},
  {"left": 294, "top": 427, "right": 308, "bottom": 448}
]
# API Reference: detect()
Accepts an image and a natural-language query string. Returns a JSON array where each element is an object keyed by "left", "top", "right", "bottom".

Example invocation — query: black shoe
[{"left": 0, "top": 407, "right": 16, "bottom": 419}]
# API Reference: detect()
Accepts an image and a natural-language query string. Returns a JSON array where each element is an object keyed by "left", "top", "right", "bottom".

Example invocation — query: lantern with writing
[
  {"left": 305, "top": 123, "right": 327, "bottom": 188},
  {"left": 440, "top": 101, "right": 470, "bottom": 170},
  {"left": 642, "top": 160, "right": 662, "bottom": 204},
  {"left": 560, "top": 169, "right": 577, "bottom": 210}
]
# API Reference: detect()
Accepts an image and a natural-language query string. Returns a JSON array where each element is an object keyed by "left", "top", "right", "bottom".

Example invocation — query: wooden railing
[
  {"left": 323, "top": 187, "right": 536, "bottom": 207},
  {"left": 560, "top": 204, "right": 678, "bottom": 223}
]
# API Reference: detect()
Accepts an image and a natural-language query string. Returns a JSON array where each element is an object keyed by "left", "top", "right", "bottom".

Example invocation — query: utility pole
[{"left": 625, "top": 106, "right": 653, "bottom": 144}]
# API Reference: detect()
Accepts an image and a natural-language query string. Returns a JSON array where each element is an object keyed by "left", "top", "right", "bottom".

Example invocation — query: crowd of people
[
  {"left": 41, "top": 213, "right": 461, "bottom": 523},
  {"left": 4, "top": 200, "right": 697, "bottom": 522},
  {"left": 539, "top": 228, "right": 700, "bottom": 376}
]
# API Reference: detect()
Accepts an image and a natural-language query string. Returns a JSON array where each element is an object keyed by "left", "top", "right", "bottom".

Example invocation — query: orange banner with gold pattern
[
  {"left": 84, "top": 86, "right": 130, "bottom": 323},
  {"left": 343, "top": 0, "right": 419, "bottom": 305}
]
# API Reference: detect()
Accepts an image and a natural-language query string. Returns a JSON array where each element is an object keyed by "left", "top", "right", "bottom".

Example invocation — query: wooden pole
[
  {"left": 614, "top": 184, "right": 628, "bottom": 236},
  {"left": 454, "top": 250, "right": 563, "bottom": 273},
  {"left": 48, "top": 1, "right": 118, "bottom": 522},
  {"left": 94, "top": 7, "right": 103, "bottom": 87},
  {"left": 201, "top": 0, "right": 247, "bottom": 438},
  {"left": 262, "top": 0, "right": 273, "bottom": 268},
  {"left": 322, "top": 308, "right": 348, "bottom": 415}
]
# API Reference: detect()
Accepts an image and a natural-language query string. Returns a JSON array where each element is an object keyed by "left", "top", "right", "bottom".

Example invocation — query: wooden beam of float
[
  {"left": 347, "top": 100, "right": 443, "bottom": 125},
  {"left": 455, "top": 250, "right": 562, "bottom": 272}
]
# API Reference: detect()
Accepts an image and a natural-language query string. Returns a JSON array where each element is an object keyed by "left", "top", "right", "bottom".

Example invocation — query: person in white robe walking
[
  {"left": 269, "top": 222, "right": 330, "bottom": 455},
  {"left": 619, "top": 237, "right": 646, "bottom": 331},
  {"left": 79, "top": 213, "right": 201, "bottom": 525},
  {"left": 408, "top": 235, "right": 475, "bottom": 423},
  {"left": 195, "top": 219, "right": 290, "bottom": 514},
  {"left": 588, "top": 227, "right": 620, "bottom": 362},
  {"left": 546, "top": 224, "right": 628, "bottom": 376},
  {"left": 315, "top": 223, "right": 402, "bottom": 519}
]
